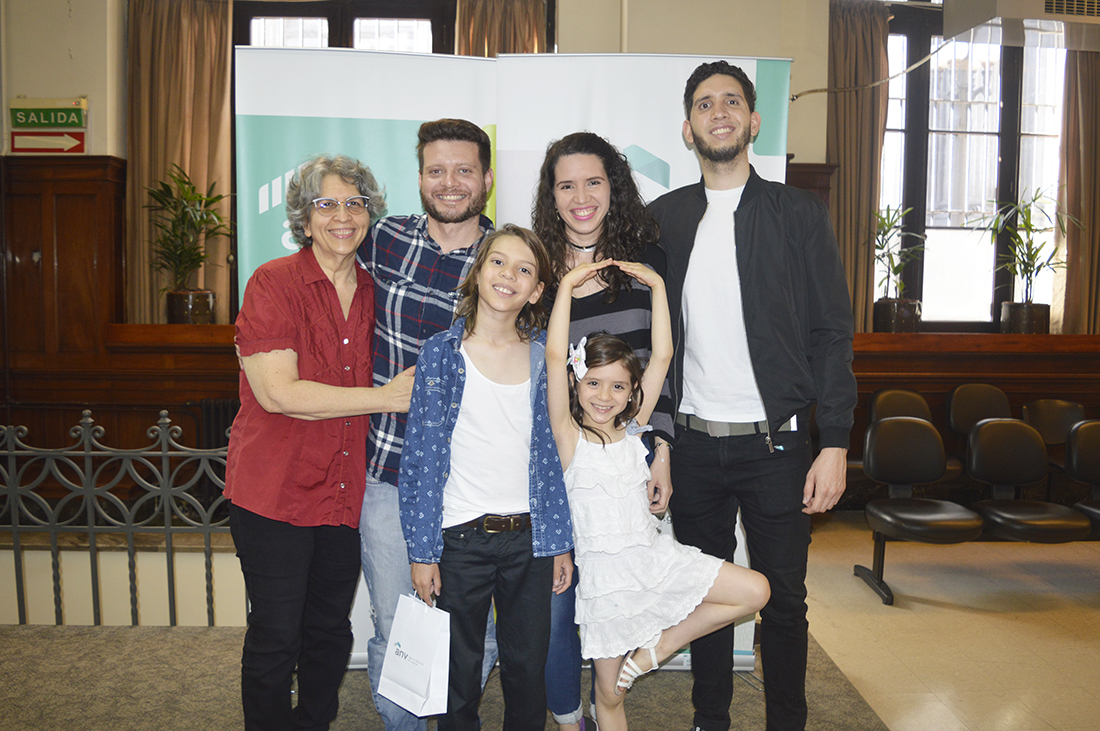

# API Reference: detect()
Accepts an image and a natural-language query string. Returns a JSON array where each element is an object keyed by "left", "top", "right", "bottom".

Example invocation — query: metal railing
[{"left": 1, "top": 410, "right": 229, "bottom": 626}]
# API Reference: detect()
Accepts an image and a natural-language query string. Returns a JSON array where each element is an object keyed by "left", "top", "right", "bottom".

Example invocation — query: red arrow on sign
[{"left": 11, "top": 131, "right": 86, "bottom": 153}]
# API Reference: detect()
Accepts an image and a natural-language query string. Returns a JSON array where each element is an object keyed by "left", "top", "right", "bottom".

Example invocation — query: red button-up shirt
[{"left": 225, "top": 247, "right": 375, "bottom": 528}]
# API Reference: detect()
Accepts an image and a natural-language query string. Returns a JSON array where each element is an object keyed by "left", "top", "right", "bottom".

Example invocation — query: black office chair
[
  {"left": 854, "top": 417, "right": 984, "bottom": 605},
  {"left": 1066, "top": 420, "right": 1100, "bottom": 535},
  {"left": 1023, "top": 398, "right": 1086, "bottom": 499},
  {"left": 868, "top": 388, "right": 934, "bottom": 423},
  {"left": 868, "top": 388, "right": 962, "bottom": 480},
  {"left": 968, "top": 418, "right": 1091, "bottom": 543},
  {"left": 1023, "top": 399, "right": 1086, "bottom": 447},
  {"left": 948, "top": 383, "right": 1012, "bottom": 439}
]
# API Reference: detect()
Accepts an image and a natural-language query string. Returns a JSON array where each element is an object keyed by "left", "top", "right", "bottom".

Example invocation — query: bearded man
[{"left": 648, "top": 62, "right": 857, "bottom": 731}]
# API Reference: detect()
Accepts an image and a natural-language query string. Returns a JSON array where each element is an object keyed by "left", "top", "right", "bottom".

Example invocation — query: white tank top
[{"left": 441, "top": 345, "right": 532, "bottom": 528}]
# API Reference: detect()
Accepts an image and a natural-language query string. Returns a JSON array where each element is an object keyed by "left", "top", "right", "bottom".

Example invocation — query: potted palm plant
[
  {"left": 146, "top": 164, "right": 232, "bottom": 324},
  {"left": 981, "top": 188, "right": 1082, "bottom": 334},
  {"left": 871, "top": 206, "right": 925, "bottom": 333}
]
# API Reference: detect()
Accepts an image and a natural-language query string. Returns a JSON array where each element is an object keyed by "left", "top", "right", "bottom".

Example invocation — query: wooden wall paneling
[
  {"left": 785, "top": 161, "right": 838, "bottom": 205},
  {"left": 3, "top": 157, "right": 125, "bottom": 373},
  {"left": 55, "top": 192, "right": 102, "bottom": 354},
  {"left": 5, "top": 191, "right": 46, "bottom": 353}
]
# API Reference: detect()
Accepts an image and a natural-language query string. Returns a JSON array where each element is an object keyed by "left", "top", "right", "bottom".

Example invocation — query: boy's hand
[
  {"left": 411, "top": 562, "right": 441, "bottom": 607},
  {"left": 552, "top": 553, "right": 574, "bottom": 595}
]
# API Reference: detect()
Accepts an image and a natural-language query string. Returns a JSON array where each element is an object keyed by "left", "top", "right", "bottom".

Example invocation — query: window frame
[
  {"left": 232, "top": 0, "right": 459, "bottom": 53},
  {"left": 887, "top": 4, "right": 1032, "bottom": 333}
]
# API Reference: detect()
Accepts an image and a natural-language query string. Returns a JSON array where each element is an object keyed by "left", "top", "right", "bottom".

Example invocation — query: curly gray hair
[{"left": 285, "top": 155, "right": 386, "bottom": 247}]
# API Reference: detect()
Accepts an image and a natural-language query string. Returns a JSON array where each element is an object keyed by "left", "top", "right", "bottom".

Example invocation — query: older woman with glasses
[{"left": 225, "top": 154, "right": 414, "bottom": 731}]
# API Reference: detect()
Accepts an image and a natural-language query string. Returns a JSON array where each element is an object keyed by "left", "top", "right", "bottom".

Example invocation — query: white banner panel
[{"left": 235, "top": 48, "right": 498, "bottom": 295}]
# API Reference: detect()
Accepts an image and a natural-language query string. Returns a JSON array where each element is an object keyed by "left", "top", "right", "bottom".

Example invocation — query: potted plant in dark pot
[
  {"left": 981, "top": 188, "right": 1082, "bottom": 334},
  {"left": 146, "top": 164, "right": 232, "bottom": 324},
  {"left": 871, "top": 206, "right": 925, "bottom": 333}
]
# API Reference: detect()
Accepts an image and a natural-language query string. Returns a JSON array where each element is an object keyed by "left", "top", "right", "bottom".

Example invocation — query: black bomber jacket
[{"left": 648, "top": 166, "right": 857, "bottom": 450}]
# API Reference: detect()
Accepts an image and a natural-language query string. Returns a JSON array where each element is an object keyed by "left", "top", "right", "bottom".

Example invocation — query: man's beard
[
  {"left": 694, "top": 124, "right": 751, "bottom": 164},
  {"left": 420, "top": 188, "right": 488, "bottom": 224}
]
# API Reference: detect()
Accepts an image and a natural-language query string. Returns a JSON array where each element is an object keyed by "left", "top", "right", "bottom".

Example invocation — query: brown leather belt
[
  {"left": 448, "top": 513, "right": 532, "bottom": 533},
  {"left": 676, "top": 413, "right": 793, "bottom": 438}
]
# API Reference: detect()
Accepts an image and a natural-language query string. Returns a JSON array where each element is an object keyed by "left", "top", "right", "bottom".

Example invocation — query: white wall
[
  {"left": 558, "top": 0, "right": 830, "bottom": 164},
  {"left": 0, "top": 550, "right": 247, "bottom": 627},
  {"left": 1, "top": 0, "right": 127, "bottom": 157}
]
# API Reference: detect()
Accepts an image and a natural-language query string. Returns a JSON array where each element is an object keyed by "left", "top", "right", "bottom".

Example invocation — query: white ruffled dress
[{"left": 563, "top": 428, "right": 723, "bottom": 660}]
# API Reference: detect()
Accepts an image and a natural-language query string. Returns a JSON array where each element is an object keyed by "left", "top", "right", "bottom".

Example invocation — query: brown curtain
[
  {"left": 825, "top": 0, "right": 890, "bottom": 333},
  {"left": 1057, "top": 50, "right": 1100, "bottom": 335},
  {"left": 457, "top": 0, "right": 546, "bottom": 57},
  {"left": 126, "top": 0, "right": 233, "bottom": 324}
]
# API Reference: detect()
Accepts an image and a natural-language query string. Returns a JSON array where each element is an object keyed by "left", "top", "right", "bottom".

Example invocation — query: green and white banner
[
  {"left": 235, "top": 47, "right": 788, "bottom": 670},
  {"left": 235, "top": 48, "right": 790, "bottom": 295},
  {"left": 495, "top": 53, "right": 791, "bottom": 227}
]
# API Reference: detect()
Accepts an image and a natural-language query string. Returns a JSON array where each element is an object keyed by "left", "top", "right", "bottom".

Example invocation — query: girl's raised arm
[
  {"left": 546, "top": 260, "right": 615, "bottom": 468},
  {"left": 614, "top": 261, "right": 672, "bottom": 428}
]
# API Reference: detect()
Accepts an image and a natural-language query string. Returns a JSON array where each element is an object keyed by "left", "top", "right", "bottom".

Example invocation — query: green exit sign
[{"left": 9, "top": 98, "right": 87, "bottom": 128}]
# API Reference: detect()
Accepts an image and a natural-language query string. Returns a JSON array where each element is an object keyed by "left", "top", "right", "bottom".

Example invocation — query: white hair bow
[{"left": 568, "top": 337, "right": 588, "bottom": 379}]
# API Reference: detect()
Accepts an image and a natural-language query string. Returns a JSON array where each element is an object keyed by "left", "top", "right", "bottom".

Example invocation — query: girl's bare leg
[
  {"left": 619, "top": 562, "right": 770, "bottom": 678},
  {"left": 592, "top": 656, "right": 629, "bottom": 731}
]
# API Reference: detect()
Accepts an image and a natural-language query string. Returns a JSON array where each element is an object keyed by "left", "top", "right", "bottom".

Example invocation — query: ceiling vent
[{"left": 944, "top": 0, "right": 1100, "bottom": 51}]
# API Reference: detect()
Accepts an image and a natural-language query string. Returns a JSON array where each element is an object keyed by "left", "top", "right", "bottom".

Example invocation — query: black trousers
[
  {"left": 436, "top": 523, "right": 553, "bottom": 731},
  {"left": 670, "top": 425, "right": 813, "bottom": 731},
  {"left": 230, "top": 503, "right": 361, "bottom": 731}
]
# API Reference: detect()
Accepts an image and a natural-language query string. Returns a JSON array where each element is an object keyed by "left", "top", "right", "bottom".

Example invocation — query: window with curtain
[{"left": 877, "top": 2, "right": 1067, "bottom": 331}]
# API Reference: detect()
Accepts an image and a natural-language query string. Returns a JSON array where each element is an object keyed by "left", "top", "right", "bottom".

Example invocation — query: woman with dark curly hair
[{"left": 532, "top": 132, "right": 674, "bottom": 731}]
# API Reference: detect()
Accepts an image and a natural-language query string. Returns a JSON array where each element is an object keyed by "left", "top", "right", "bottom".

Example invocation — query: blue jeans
[
  {"left": 545, "top": 560, "right": 584, "bottom": 724},
  {"left": 670, "top": 423, "right": 812, "bottom": 731},
  {"left": 359, "top": 478, "right": 497, "bottom": 731}
]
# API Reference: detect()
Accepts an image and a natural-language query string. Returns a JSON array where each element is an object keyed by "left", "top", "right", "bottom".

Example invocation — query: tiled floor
[{"left": 805, "top": 512, "right": 1100, "bottom": 731}]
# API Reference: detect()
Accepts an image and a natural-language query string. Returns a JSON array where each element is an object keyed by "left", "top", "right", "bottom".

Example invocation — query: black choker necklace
[{"left": 568, "top": 242, "right": 597, "bottom": 252}]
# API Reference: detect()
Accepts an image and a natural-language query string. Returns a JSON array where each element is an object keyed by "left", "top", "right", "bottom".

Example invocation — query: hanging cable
[{"left": 789, "top": 39, "right": 953, "bottom": 102}]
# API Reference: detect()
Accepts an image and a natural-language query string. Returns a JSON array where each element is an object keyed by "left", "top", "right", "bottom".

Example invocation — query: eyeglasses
[{"left": 311, "top": 196, "right": 371, "bottom": 216}]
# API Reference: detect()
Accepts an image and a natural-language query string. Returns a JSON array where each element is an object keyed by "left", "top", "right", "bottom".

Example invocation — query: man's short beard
[
  {"left": 694, "top": 125, "right": 751, "bottom": 164},
  {"left": 421, "top": 189, "right": 488, "bottom": 224}
]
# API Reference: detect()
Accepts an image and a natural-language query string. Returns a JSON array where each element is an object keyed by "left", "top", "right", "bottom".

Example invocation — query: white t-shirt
[
  {"left": 680, "top": 185, "right": 767, "bottom": 422},
  {"left": 441, "top": 345, "right": 532, "bottom": 528}
]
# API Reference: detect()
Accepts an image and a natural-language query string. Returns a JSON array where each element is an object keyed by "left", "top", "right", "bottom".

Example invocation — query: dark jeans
[
  {"left": 670, "top": 424, "right": 813, "bottom": 731},
  {"left": 436, "top": 523, "right": 553, "bottom": 731},
  {"left": 230, "top": 503, "right": 361, "bottom": 731}
]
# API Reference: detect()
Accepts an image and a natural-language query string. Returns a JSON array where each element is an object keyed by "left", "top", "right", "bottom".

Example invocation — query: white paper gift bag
[{"left": 378, "top": 593, "right": 450, "bottom": 716}]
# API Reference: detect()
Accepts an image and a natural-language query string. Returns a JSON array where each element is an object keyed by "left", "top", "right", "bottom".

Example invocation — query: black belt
[
  {"left": 676, "top": 413, "right": 793, "bottom": 438},
  {"left": 448, "top": 513, "right": 532, "bottom": 533}
]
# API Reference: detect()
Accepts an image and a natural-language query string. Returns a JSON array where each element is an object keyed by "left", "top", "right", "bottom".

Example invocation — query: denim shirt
[{"left": 398, "top": 317, "right": 574, "bottom": 563}]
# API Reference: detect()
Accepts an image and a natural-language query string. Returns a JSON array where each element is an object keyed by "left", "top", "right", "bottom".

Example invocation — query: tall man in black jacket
[{"left": 648, "top": 61, "right": 856, "bottom": 731}]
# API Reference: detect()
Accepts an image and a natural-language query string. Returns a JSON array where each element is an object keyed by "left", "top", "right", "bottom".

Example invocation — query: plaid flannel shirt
[{"left": 356, "top": 212, "right": 493, "bottom": 485}]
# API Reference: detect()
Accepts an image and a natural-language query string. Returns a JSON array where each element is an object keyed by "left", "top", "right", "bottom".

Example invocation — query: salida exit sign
[{"left": 9, "top": 97, "right": 87, "bottom": 128}]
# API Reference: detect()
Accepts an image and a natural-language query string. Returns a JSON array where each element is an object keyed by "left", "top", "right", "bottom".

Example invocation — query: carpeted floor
[{"left": 0, "top": 625, "right": 887, "bottom": 730}]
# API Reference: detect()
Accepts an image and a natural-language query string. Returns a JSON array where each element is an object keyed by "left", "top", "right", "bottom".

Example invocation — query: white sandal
[{"left": 615, "top": 646, "right": 659, "bottom": 695}]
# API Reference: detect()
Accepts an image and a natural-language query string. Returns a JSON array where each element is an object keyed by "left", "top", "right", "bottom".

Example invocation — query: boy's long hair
[
  {"left": 455, "top": 224, "right": 552, "bottom": 341},
  {"left": 569, "top": 332, "right": 644, "bottom": 445}
]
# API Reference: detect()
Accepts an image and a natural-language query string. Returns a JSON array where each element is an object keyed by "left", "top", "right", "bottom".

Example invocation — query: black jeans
[
  {"left": 670, "top": 425, "right": 813, "bottom": 731},
  {"left": 436, "top": 523, "right": 553, "bottom": 731},
  {"left": 230, "top": 503, "right": 361, "bottom": 731}
]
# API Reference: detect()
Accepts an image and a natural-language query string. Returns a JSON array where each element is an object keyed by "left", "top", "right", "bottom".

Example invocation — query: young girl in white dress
[{"left": 546, "top": 258, "right": 771, "bottom": 731}]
